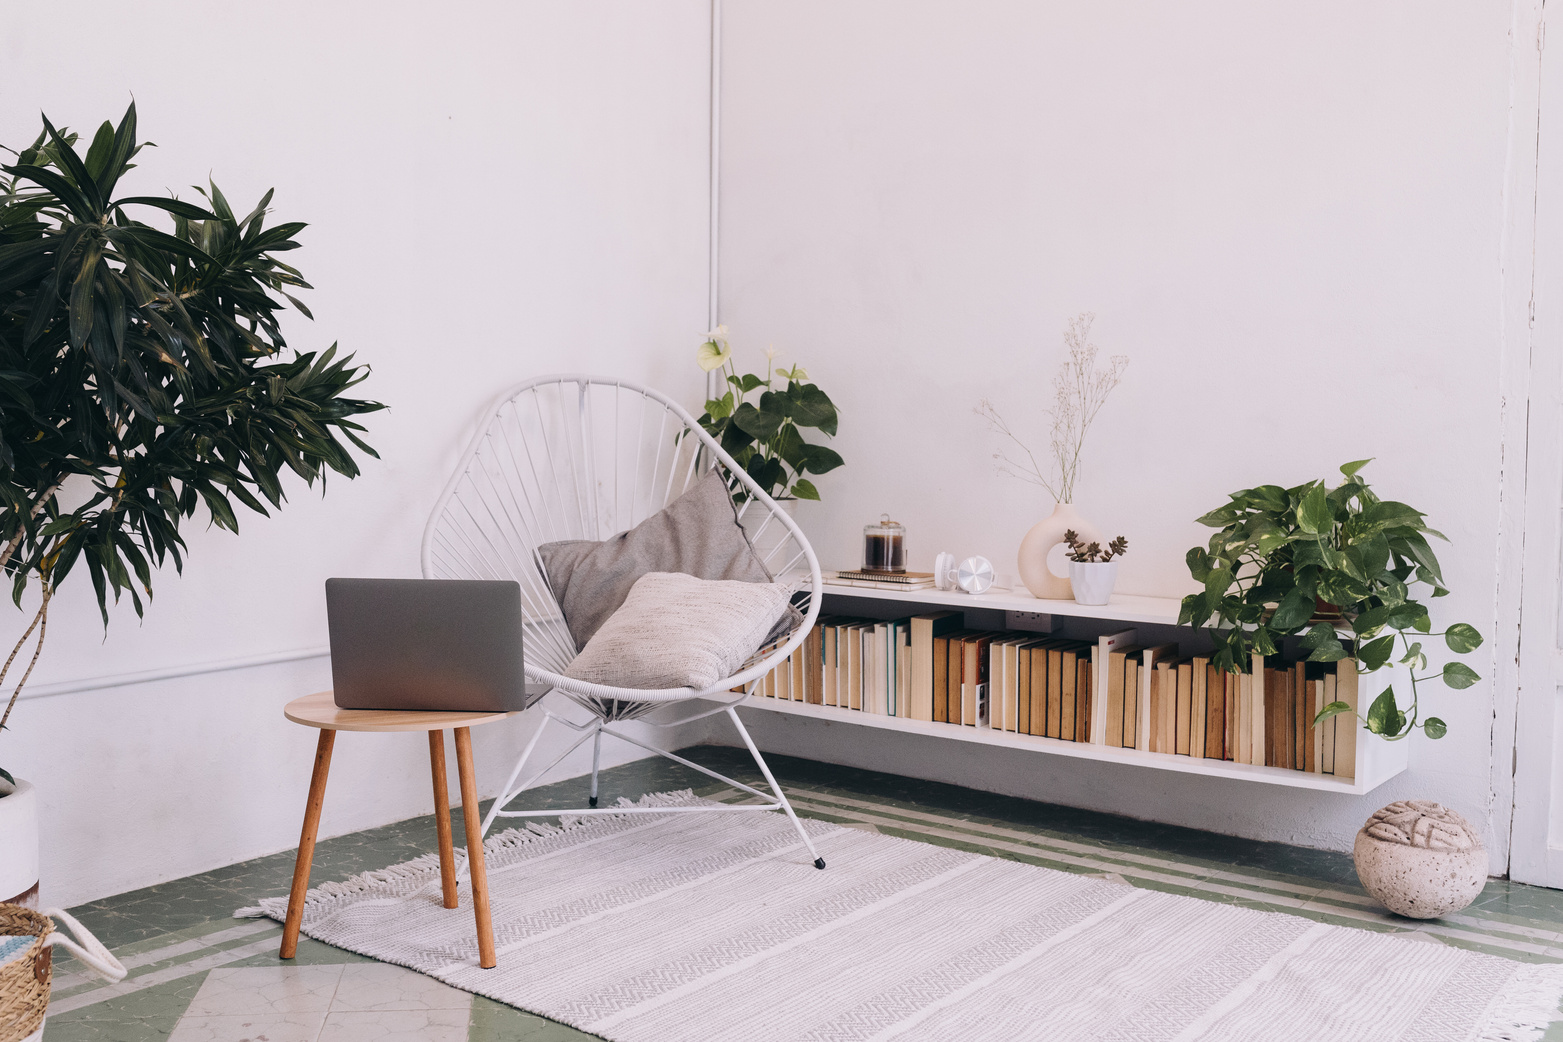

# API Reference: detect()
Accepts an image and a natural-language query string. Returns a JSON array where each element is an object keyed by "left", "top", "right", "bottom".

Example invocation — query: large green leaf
[
  {"left": 1358, "top": 634, "right": 1396, "bottom": 671},
  {"left": 1365, "top": 687, "right": 1407, "bottom": 737},
  {"left": 1442, "top": 661, "right": 1480, "bottom": 689},
  {"left": 787, "top": 383, "right": 838, "bottom": 435},
  {"left": 799, "top": 444, "right": 844, "bottom": 475},
  {"left": 1269, "top": 585, "right": 1315, "bottom": 632},
  {"left": 1444, "top": 622, "right": 1483, "bottom": 654},
  {"left": 114, "top": 197, "right": 218, "bottom": 221},
  {"left": 731, "top": 401, "right": 782, "bottom": 440},
  {"left": 1296, "top": 483, "right": 1331, "bottom": 535},
  {"left": 1340, "top": 458, "right": 1373, "bottom": 477}
]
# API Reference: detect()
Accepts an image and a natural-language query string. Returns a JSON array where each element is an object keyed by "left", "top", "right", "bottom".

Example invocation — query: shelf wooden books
[{"left": 738, "top": 585, "right": 1402, "bottom": 794}]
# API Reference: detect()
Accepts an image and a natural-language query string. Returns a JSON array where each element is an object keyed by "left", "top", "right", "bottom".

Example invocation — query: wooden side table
[{"left": 279, "top": 691, "right": 518, "bottom": 969}]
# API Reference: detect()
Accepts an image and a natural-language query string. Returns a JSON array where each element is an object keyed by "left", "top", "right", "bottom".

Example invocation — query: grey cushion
[
  {"left": 538, "top": 470, "right": 801, "bottom": 651},
  {"left": 563, "top": 572, "right": 794, "bottom": 691}
]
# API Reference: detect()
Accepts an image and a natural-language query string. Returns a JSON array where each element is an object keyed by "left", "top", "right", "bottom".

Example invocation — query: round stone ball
[{"left": 1353, "top": 800, "right": 1488, "bottom": 919}]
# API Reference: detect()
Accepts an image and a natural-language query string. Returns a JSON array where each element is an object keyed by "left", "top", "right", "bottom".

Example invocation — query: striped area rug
[{"left": 239, "top": 791, "right": 1563, "bottom": 1041}]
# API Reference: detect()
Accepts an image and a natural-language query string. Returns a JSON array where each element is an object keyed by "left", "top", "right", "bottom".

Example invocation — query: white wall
[
  {"left": 1, "top": 1, "right": 714, "bottom": 907},
  {"left": 715, "top": 1, "right": 1529, "bottom": 858},
  {"left": 0, "top": 0, "right": 1541, "bottom": 904}
]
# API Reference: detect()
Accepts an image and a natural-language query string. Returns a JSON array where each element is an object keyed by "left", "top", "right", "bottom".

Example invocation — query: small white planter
[
  {"left": 0, "top": 777, "right": 40, "bottom": 907},
  {"left": 1068, "top": 560, "right": 1119, "bottom": 606}
]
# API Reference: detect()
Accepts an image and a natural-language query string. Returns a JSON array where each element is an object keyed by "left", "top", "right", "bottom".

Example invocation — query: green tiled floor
[{"left": 41, "top": 745, "right": 1563, "bottom": 1040}]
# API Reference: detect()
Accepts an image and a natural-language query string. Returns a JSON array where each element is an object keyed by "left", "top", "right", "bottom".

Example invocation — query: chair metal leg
[
  {"left": 588, "top": 725, "right": 603, "bottom": 808},
  {"left": 725, "top": 707, "right": 826, "bottom": 869},
  {"left": 478, "top": 711, "right": 552, "bottom": 840}
]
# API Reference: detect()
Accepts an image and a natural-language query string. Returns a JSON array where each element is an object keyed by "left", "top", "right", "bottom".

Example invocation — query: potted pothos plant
[
  {"left": 0, "top": 103, "right": 383, "bottom": 903},
  {"left": 1177, "top": 460, "right": 1482, "bottom": 741},
  {"left": 693, "top": 326, "right": 842, "bottom": 502}
]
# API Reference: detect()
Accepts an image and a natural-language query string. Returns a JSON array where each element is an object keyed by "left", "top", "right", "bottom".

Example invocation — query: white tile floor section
[{"left": 167, "top": 964, "right": 474, "bottom": 1041}]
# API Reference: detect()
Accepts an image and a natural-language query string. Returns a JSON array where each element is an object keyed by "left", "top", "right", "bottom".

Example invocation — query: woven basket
[{"left": 0, "top": 905, "right": 50, "bottom": 1042}]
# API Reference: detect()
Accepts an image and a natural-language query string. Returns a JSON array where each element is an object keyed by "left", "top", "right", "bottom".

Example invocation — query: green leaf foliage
[
  {"left": 1442, "top": 661, "right": 1480, "bottom": 689},
  {"left": 0, "top": 103, "right": 384, "bottom": 624},
  {"left": 1179, "top": 461, "right": 1482, "bottom": 741},
  {"left": 1423, "top": 717, "right": 1447, "bottom": 739},
  {"left": 1366, "top": 687, "right": 1408, "bottom": 737},
  {"left": 1444, "top": 623, "right": 1483, "bottom": 654},
  {"left": 694, "top": 354, "right": 841, "bottom": 502},
  {"left": 1313, "top": 700, "right": 1354, "bottom": 726}
]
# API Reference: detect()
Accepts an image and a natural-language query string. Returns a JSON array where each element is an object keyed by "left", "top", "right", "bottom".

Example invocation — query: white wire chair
[{"left": 420, "top": 375, "right": 827, "bottom": 869}]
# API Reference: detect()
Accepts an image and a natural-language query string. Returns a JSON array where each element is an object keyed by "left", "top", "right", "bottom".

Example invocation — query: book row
[
  {"left": 750, "top": 615, "right": 1359, "bottom": 779},
  {"left": 1096, "top": 638, "right": 1359, "bottom": 779}
]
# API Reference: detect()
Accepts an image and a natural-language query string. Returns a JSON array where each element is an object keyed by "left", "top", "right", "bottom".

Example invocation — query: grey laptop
[{"left": 326, "top": 577, "right": 533, "bottom": 712}]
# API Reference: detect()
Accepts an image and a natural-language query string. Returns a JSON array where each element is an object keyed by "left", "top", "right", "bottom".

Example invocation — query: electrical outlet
[{"left": 1005, "top": 610, "right": 1054, "bottom": 633}]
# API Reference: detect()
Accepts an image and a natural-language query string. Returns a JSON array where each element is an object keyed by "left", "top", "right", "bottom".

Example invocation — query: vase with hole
[
  {"left": 0, "top": 777, "right": 39, "bottom": 908},
  {"left": 1017, "top": 504, "right": 1101, "bottom": 600}
]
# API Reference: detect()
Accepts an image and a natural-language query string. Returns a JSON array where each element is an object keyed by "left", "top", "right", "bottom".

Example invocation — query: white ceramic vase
[
  {"left": 0, "top": 777, "right": 40, "bottom": 907},
  {"left": 1017, "top": 503, "right": 1102, "bottom": 600},
  {"left": 1068, "top": 560, "right": 1119, "bottom": 606}
]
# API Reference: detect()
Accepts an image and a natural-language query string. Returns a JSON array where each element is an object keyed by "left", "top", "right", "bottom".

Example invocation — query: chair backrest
[{"left": 421, "top": 375, "right": 822, "bottom": 702}]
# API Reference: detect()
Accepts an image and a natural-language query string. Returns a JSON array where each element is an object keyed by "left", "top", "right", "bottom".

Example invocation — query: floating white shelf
[
  {"left": 816, "top": 583, "right": 1185, "bottom": 627},
  {"left": 738, "top": 583, "right": 1408, "bottom": 795}
]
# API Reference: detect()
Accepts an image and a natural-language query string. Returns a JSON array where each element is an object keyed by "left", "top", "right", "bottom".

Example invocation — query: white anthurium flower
[
  {"left": 696, "top": 326, "right": 732, "bottom": 372},
  {"left": 764, "top": 344, "right": 779, "bottom": 361}
]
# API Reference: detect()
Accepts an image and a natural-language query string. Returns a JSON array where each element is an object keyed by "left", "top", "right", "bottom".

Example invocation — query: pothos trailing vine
[{"left": 1177, "top": 460, "right": 1483, "bottom": 741}]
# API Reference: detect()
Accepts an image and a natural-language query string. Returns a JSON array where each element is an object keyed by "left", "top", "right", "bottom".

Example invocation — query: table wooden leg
[
  {"left": 453, "top": 726, "right": 497, "bottom": 969},
  {"left": 428, "top": 730, "right": 459, "bottom": 909},
  {"left": 281, "top": 728, "right": 336, "bottom": 959}
]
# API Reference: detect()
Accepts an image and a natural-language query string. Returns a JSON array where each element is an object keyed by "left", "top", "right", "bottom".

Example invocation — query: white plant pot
[
  {"left": 0, "top": 777, "right": 40, "bottom": 907},
  {"left": 1068, "top": 560, "right": 1119, "bottom": 606}
]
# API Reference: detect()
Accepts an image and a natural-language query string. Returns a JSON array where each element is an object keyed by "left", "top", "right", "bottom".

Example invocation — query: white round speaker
[{"left": 955, "top": 555, "right": 995, "bottom": 595}]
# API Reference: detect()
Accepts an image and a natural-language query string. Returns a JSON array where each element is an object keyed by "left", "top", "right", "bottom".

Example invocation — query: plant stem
[
  {"left": 0, "top": 581, "right": 51, "bottom": 740},
  {"left": 0, "top": 479, "right": 62, "bottom": 575}
]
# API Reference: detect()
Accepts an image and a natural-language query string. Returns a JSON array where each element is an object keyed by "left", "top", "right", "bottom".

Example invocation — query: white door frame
[{"left": 1503, "top": 0, "right": 1563, "bottom": 887}]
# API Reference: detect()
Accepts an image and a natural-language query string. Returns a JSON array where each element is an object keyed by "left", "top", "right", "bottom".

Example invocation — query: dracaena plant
[
  {"left": 1177, "top": 460, "right": 1483, "bottom": 741},
  {"left": 0, "top": 103, "right": 384, "bottom": 786},
  {"left": 693, "top": 326, "right": 842, "bottom": 501}
]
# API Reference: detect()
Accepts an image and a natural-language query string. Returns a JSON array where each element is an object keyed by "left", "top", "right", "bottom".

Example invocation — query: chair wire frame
[{"left": 420, "top": 375, "right": 827, "bottom": 869}]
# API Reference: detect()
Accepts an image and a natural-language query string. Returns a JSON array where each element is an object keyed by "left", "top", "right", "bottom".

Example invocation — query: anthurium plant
[
  {"left": 694, "top": 326, "right": 842, "bottom": 501},
  {"left": 1177, "top": 460, "right": 1483, "bottom": 741},
  {"left": 0, "top": 103, "right": 384, "bottom": 786}
]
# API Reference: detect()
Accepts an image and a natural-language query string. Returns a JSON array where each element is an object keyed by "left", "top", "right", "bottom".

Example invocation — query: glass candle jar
[{"left": 862, "top": 514, "right": 906, "bottom": 573}]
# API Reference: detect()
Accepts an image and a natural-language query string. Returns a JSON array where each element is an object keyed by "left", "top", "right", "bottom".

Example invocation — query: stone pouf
[{"left": 1353, "top": 800, "right": 1488, "bottom": 919}]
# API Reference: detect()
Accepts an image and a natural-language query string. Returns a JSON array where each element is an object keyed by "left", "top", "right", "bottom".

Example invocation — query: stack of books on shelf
[
  {"left": 823, "top": 570, "right": 936, "bottom": 591},
  {"left": 1092, "top": 636, "right": 1359, "bottom": 778},
  {"left": 749, "top": 615, "right": 1360, "bottom": 780}
]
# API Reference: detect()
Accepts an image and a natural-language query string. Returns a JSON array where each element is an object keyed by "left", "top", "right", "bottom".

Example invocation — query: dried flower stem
[{"left": 977, "top": 312, "right": 1127, "bottom": 503}]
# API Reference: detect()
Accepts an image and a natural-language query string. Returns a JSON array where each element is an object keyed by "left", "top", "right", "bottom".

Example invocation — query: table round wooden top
[{"left": 283, "top": 690, "right": 519, "bottom": 733}]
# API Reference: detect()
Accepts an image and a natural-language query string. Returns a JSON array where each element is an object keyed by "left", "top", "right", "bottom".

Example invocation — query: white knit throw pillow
[{"left": 563, "top": 571, "right": 794, "bottom": 691}]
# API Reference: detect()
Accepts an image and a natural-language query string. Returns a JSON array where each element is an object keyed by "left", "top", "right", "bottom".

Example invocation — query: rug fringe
[
  {"left": 233, "top": 789, "right": 703, "bottom": 921},
  {"left": 1475, "top": 961, "right": 1563, "bottom": 1041}
]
